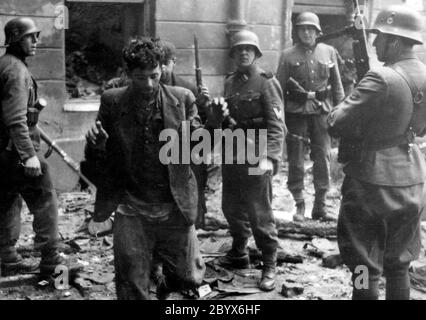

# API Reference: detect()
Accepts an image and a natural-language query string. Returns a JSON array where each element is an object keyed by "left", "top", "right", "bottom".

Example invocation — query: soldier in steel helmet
[
  {"left": 0, "top": 18, "right": 81, "bottom": 275},
  {"left": 328, "top": 5, "right": 426, "bottom": 300},
  {"left": 208, "top": 29, "right": 286, "bottom": 291},
  {"left": 277, "top": 12, "right": 345, "bottom": 222}
]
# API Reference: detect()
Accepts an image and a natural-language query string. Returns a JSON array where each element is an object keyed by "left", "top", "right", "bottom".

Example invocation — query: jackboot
[
  {"left": 259, "top": 251, "right": 277, "bottom": 291},
  {"left": 0, "top": 247, "right": 39, "bottom": 276},
  {"left": 311, "top": 192, "right": 337, "bottom": 222},
  {"left": 217, "top": 238, "right": 250, "bottom": 269},
  {"left": 259, "top": 266, "right": 276, "bottom": 291},
  {"left": 293, "top": 201, "right": 306, "bottom": 222},
  {"left": 40, "top": 249, "right": 84, "bottom": 276}
]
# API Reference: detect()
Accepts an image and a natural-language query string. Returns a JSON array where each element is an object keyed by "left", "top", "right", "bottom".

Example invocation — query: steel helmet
[
  {"left": 295, "top": 12, "right": 322, "bottom": 33},
  {"left": 4, "top": 17, "right": 40, "bottom": 46},
  {"left": 370, "top": 5, "right": 424, "bottom": 45},
  {"left": 230, "top": 29, "right": 263, "bottom": 58}
]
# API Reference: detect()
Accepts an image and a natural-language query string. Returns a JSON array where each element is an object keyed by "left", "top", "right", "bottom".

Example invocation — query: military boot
[
  {"left": 311, "top": 192, "right": 337, "bottom": 222},
  {"left": 293, "top": 201, "right": 306, "bottom": 222},
  {"left": 40, "top": 249, "right": 84, "bottom": 276},
  {"left": 259, "top": 251, "right": 277, "bottom": 291},
  {"left": 217, "top": 238, "right": 250, "bottom": 269},
  {"left": 0, "top": 247, "right": 39, "bottom": 276}
]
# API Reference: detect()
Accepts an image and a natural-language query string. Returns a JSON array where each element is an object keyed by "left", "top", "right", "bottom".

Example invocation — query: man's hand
[
  {"left": 196, "top": 85, "right": 210, "bottom": 106},
  {"left": 86, "top": 121, "right": 109, "bottom": 147},
  {"left": 24, "top": 155, "right": 42, "bottom": 177},
  {"left": 206, "top": 97, "right": 230, "bottom": 128}
]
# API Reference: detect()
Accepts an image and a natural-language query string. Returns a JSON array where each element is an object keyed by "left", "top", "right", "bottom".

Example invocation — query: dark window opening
[{"left": 65, "top": 1, "right": 146, "bottom": 102}]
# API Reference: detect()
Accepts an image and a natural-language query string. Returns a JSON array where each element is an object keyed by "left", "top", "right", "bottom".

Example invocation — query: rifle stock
[{"left": 38, "top": 127, "right": 96, "bottom": 191}]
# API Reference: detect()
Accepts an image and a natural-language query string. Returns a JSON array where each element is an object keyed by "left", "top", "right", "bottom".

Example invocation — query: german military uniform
[
  {"left": 328, "top": 5, "right": 426, "bottom": 300},
  {"left": 216, "top": 63, "right": 285, "bottom": 290},
  {"left": 277, "top": 40, "right": 345, "bottom": 221}
]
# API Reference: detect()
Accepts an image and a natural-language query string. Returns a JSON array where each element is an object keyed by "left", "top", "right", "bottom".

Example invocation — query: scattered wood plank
[{"left": 276, "top": 219, "right": 337, "bottom": 240}]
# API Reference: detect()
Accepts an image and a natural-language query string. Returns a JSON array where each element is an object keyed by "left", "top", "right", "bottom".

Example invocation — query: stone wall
[{"left": 155, "top": 0, "right": 284, "bottom": 97}]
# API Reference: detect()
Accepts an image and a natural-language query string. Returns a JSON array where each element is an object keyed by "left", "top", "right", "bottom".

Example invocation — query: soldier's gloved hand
[
  {"left": 86, "top": 121, "right": 109, "bottom": 148},
  {"left": 196, "top": 85, "right": 210, "bottom": 106},
  {"left": 206, "top": 97, "right": 229, "bottom": 128},
  {"left": 23, "top": 155, "right": 42, "bottom": 177}
]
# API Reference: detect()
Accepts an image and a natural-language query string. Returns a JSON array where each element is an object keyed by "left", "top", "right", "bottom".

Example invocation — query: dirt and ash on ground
[{"left": 1, "top": 162, "right": 426, "bottom": 300}]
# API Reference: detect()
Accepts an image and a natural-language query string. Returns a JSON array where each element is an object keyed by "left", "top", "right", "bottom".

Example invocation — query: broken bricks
[{"left": 281, "top": 282, "right": 304, "bottom": 298}]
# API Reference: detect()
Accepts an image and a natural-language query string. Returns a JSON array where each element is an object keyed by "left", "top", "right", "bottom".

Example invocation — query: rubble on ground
[{"left": 1, "top": 162, "right": 426, "bottom": 300}]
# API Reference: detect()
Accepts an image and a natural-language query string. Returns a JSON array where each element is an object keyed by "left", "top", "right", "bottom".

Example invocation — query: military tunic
[
  {"left": 0, "top": 51, "right": 59, "bottom": 255},
  {"left": 277, "top": 43, "right": 344, "bottom": 202},
  {"left": 220, "top": 64, "right": 286, "bottom": 263},
  {"left": 328, "top": 52, "right": 426, "bottom": 299}
]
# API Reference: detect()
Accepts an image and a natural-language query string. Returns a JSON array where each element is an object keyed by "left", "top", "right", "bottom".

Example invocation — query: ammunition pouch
[{"left": 27, "top": 107, "right": 40, "bottom": 126}]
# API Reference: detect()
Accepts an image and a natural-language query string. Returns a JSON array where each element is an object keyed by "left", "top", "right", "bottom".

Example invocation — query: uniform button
[
  {"left": 311, "top": 80, "right": 314, "bottom": 83},
  {"left": 311, "top": 70, "right": 315, "bottom": 74},
  {"left": 310, "top": 60, "right": 314, "bottom": 64}
]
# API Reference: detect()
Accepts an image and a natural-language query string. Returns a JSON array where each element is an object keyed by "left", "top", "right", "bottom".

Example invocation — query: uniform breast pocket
[
  {"left": 239, "top": 92, "right": 262, "bottom": 119},
  {"left": 318, "top": 61, "right": 331, "bottom": 79},
  {"left": 289, "top": 61, "right": 307, "bottom": 80}
]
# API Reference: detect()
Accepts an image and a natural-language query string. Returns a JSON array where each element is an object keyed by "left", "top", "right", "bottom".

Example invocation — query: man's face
[
  {"left": 373, "top": 32, "right": 388, "bottom": 62},
  {"left": 233, "top": 45, "right": 257, "bottom": 69},
  {"left": 19, "top": 33, "right": 39, "bottom": 57},
  {"left": 160, "top": 59, "right": 175, "bottom": 84},
  {"left": 297, "top": 25, "right": 318, "bottom": 47},
  {"left": 129, "top": 65, "right": 162, "bottom": 96}
]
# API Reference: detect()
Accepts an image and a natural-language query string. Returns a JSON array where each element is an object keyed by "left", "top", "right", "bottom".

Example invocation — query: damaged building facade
[{"left": 0, "top": 0, "right": 425, "bottom": 191}]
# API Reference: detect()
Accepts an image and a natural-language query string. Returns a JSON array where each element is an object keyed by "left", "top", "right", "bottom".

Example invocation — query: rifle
[
  {"left": 194, "top": 35, "right": 203, "bottom": 88},
  {"left": 34, "top": 99, "right": 96, "bottom": 192},
  {"left": 194, "top": 34, "right": 237, "bottom": 130},
  {"left": 317, "top": 0, "right": 371, "bottom": 163}
]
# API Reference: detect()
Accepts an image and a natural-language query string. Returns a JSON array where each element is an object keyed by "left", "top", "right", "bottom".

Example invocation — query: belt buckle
[{"left": 307, "top": 91, "right": 316, "bottom": 100}]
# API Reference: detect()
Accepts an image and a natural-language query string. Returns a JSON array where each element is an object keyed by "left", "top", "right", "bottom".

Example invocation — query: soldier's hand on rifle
[
  {"left": 86, "top": 121, "right": 109, "bottom": 147},
  {"left": 196, "top": 85, "right": 210, "bottom": 106},
  {"left": 23, "top": 155, "right": 42, "bottom": 177},
  {"left": 206, "top": 97, "right": 229, "bottom": 128}
]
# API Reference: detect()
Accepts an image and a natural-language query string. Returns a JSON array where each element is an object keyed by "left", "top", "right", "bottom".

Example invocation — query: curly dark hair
[
  {"left": 157, "top": 40, "right": 176, "bottom": 65},
  {"left": 122, "top": 37, "right": 164, "bottom": 71}
]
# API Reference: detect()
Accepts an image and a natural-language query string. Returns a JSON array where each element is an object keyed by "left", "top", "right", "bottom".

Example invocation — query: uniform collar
[
  {"left": 236, "top": 64, "right": 258, "bottom": 79},
  {"left": 386, "top": 50, "right": 417, "bottom": 66},
  {"left": 297, "top": 42, "right": 317, "bottom": 53},
  {"left": 6, "top": 47, "right": 27, "bottom": 65}
]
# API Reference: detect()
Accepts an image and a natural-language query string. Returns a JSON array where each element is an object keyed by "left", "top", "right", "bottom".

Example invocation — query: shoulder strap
[
  {"left": 389, "top": 64, "right": 424, "bottom": 142},
  {"left": 390, "top": 64, "right": 424, "bottom": 106}
]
